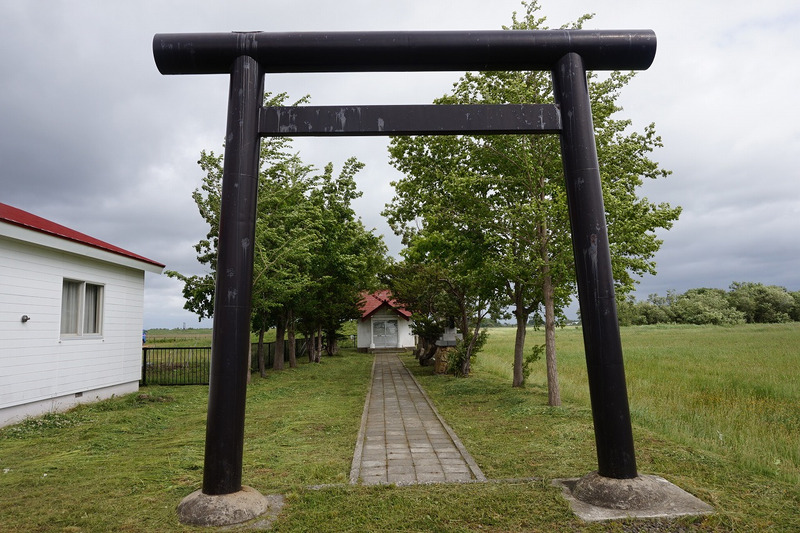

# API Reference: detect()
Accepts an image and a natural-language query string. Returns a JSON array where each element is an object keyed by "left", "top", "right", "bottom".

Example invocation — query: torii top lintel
[{"left": 153, "top": 30, "right": 656, "bottom": 75}]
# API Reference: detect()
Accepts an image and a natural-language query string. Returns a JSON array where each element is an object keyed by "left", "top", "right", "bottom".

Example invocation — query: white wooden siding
[
  {"left": 357, "top": 318, "right": 372, "bottom": 348},
  {"left": 1, "top": 234, "right": 145, "bottom": 418}
]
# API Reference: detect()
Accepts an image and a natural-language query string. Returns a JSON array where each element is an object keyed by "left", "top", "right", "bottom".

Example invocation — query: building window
[{"left": 60, "top": 279, "right": 104, "bottom": 336}]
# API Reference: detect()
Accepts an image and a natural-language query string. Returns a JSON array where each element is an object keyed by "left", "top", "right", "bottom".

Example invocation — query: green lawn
[{"left": 1, "top": 324, "right": 798, "bottom": 531}]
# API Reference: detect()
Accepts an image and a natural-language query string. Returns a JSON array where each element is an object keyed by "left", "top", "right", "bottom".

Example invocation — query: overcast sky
[{"left": 2, "top": 1, "right": 798, "bottom": 328}]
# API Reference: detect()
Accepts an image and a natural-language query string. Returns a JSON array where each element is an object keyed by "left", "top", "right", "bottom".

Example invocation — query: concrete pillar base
[
  {"left": 177, "top": 485, "right": 281, "bottom": 527},
  {"left": 554, "top": 472, "right": 714, "bottom": 522},
  {"left": 573, "top": 471, "right": 670, "bottom": 510}
]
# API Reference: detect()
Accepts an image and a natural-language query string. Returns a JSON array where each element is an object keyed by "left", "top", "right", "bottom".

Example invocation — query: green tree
[
  {"left": 250, "top": 154, "right": 320, "bottom": 372},
  {"left": 298, "top": 158, "right": 387, "bottom": 361},
  {"left": 672, "top": 288, "right": 744, "bottom": 325},
  {"left": 636, "top": 299, "right": 675, "bottom": 325},
  {"left": 383, "top": 259, "right": 454, "bottom": 366},
  {"left": 617, "top": 293, "right": 675, "bottom": 326},
  {"left": 727, "top": 282, "right": 795, "bottom": 323},
  {"left": 384, "top": 1, "right": 680, "bottom": 402},
  {"left": 169, "top": 92, "right": 386, "bottom": 370},
  {"left": 168, "top": 93, "right": 320, "bottom": 374},
  {"left": 790, "top": 291, "right": 800, "bottom": 322},
  {"left": 395, "top": 230, "right": 501, "bottom": 377},
  {"left": 616, "top": 295, "right": 638, "bottom": 327},
  {"left": 165, "top": 92, "right": 305, "bottom": 325}
]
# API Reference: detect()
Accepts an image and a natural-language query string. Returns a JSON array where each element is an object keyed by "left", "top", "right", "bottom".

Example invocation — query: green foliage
[
  {"left": 727, "top": 282, "right": 795, "bottom": 323},
  {"left": 384, "top": 249, "right": 499, "bottom": 374},
  {"left": 300, "top": 158, "right": 388, "bottom": 342},
  {"left": 167, "top": 92, "right": 387, "bottom": 342},
  {"left": 638, "top": 299, "right": 675, "bottom": 325},
  {"left": 522, "top": 343, "right": 544, "bottom": 381},
  {"left": 384, "top": 1, "right": 679, "bottom": 390},
  {"left": 446, "top": 330, "right": 488, "bottom": 376},
  {"left": 672, "top": 288, "right": 745, "bottom": 326},
  {"left": 791, "top": 291, "right": 800, "bottom": 321},
  {"left": 408, "top": 313, "right": 446, "bottom": 344},
  {"left": 480, "top": 316, "right": 507, "bottom": 328},
  {"left": 617, "top": 296, "right": 676, "bottom": 326},
  {"left": 383, "top": 260, "right": 458, "bottom": 345},
  {"left": 619, "top": 283, "right": 799, "bottom": 326}
]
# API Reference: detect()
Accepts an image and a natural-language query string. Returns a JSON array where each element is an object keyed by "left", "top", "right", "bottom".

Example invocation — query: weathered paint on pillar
[
  {"left": 202, "top": 48, "right": 265, "bottom": 496},
  {"left": 552, "top": 52, "right": 638, "bottom": 479}
]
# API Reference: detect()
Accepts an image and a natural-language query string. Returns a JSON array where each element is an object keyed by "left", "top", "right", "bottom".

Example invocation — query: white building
[
  {"left": 0, "top": 203, "right": 164, "bottom": 427},
  {"left": 357, "top": 290, "right": 416, "bottom": 351}
]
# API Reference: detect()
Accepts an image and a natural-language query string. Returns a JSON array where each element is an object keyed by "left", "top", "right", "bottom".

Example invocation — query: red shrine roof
[
  {"left": 360, "top": 290, "right": 412, "bottom": 321},
  {"left": 0, "top": 202, "right": 165, "bottom": 269}
]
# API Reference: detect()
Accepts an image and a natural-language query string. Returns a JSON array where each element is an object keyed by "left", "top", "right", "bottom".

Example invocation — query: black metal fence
[
  {"left": 141, "top": 339, "right": 310, "bottom": 386},
  {"left": 141, "top": 346, "right": 211, "bottom": 386}
]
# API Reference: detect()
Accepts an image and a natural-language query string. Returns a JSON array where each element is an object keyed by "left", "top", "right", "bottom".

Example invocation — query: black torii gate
[{"left": 154, "top": 29, "right": 655, "bottom": 521}]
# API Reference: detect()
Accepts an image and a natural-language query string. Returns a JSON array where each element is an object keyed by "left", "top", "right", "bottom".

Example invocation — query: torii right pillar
[
  {"left": 551, "top": 53, "right": 714, "bottom": 519},
  {"left": 552, "top": 52, "right": 637, "bottom": 480}
]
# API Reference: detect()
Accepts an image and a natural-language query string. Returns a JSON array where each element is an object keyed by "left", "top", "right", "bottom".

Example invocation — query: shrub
[
  {"left": 446, "top": 330, "right": 488, "bottom": 376},
  {"left": 791, "top": 291, "right": 800, "bottom": 322},
  {"left": 672, "top": 288, "right": 745, "bottom": 325},
  {"left": 728, "top": 282, "right": 795, "bottom": 323},
  {"left": 522, "top": 343, "right": 544, "bottom": 381}
]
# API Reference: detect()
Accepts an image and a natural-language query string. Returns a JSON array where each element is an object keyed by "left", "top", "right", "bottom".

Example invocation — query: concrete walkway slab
[{"left": 350, "top": 352, "right": 485, "bottom": 486}]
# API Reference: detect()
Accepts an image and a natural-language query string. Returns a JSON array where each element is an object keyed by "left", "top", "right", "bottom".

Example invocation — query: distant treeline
[{"left": 617, "top": 282, "right": 800, "bottom": 326}]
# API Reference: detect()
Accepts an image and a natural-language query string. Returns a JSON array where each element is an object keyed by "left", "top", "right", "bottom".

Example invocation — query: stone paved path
[{"left": 349, "top": 351, "right": 486, "bottom": 485}]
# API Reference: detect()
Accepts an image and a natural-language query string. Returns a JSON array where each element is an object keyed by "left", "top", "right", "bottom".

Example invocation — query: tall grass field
[
  {"left": 478, "top": 323, "right": 799, "bottom": 486},
  {"left": 0, "top": 323, "right": 798, "bottom": 531}
]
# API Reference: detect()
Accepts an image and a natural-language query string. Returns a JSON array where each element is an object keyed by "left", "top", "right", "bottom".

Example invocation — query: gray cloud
[{"left": 2, "top": 0, "right": 798, "bottom": 328}]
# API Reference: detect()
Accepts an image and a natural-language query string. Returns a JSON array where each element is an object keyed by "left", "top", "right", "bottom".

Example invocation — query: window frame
[{"left": 60, "top": 278, "right": 105, "bottom": 338}]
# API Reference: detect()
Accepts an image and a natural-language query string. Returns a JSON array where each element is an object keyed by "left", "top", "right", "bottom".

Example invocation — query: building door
[{"left": 373, "top": 319, "right": 398, "bottom": 348}]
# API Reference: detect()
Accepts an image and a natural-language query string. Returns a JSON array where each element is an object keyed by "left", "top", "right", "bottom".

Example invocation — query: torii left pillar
[{"left": 175, "top": 52, "right": 273, "bottom": 526}]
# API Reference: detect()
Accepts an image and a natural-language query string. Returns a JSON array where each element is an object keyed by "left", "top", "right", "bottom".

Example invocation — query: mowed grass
[
  {"left": 0, "top": 352, "right": 374, "bottom": 532},
  {"left": 0, "top": 325, "right": 798, "bottom": 531}
]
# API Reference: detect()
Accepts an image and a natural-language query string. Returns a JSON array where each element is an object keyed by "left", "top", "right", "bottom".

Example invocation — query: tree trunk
[
  {"left": 273, "top": 312, "right": 285, "bottom": 370},
  {"left": 536, "top": 183, "right": 561, "bottom": 406},
  {"left": 462, "top": 322, "right": 483, "bottom": 376},
  {"left": 458, "top": 308, "right": 471, "bottom": 375},
  {"left": 512, "top": 296, "right": 528, "bottom": 387},
  {"left": 543, "top": 263, "right": 561, "bottom": 406},
  {"left": 418, "top": 338, "right": 437, "bottom": 366},
  {"left": 287, "top": 309, "right": 297, "bottom": 368},
  {"left": 326, "top": 332, "right": 338, "bottom": 356},
  {"left": 258, "top": 323, "right": 266, "bottom": 378},
  {"left": 314, "top": 325, "right": 322, "bottom": 363},
  {"left": 306, "top": 334, "right": 314, "bottom": 363},
  {"left": 247, "top": 342, "right": 252, "bottom": 385}
]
